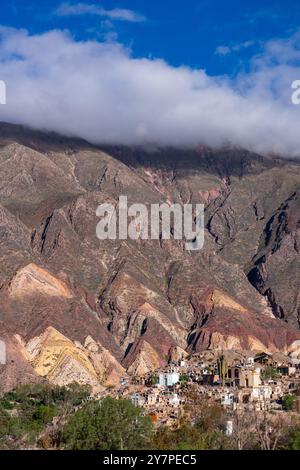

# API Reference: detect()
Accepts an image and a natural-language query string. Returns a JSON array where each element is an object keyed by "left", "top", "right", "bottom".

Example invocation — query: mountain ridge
[{"left": 0, "top": 122, "right": 300, "bottom": 392}]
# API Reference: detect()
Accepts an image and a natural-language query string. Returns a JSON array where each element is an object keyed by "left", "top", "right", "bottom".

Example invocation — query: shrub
[{"left": 62, "top": 397, "right": 153, "bottom": 450}]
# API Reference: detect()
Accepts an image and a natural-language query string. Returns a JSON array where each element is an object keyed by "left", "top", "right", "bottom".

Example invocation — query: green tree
[
  {"left": 288, "top": 430, "right": 300, "bottom": 450},
  {"left": 261, "top": 366, "right": 278, "bottom": 381},
  {"left": 0, "top": 382, "right": 91, "bottom": 449},
  {"left": 282, "top": 394, "right": 295, "bottom": 411},
  {"left": 62, "top": 397, "right": 153, "bottom": 450},
  {"left": 179, "top": 373, "right": 189, "bottom": 383},
  {"left": 147, "top": 374, "right": 158, "bottom": 386}
]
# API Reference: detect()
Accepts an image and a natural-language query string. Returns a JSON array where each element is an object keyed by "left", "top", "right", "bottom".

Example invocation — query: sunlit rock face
[{"left": 9, "top": 263, "right": 73, "bottom": 299}]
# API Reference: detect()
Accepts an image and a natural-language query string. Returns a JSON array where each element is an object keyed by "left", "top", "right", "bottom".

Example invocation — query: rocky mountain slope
[{"left": 0, "top": 122, "right": 300, "bottom": 391}]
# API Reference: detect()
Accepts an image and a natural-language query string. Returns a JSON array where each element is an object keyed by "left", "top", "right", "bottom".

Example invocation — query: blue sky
[
  {"left": 2, "top": 0, "right": 300, "bottom": 75},
  {"left": 1, "top": 1, "right": 300, "bottom": 155}
]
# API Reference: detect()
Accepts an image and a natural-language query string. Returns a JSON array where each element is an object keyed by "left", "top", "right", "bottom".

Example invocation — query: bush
[
  {"left": 0, "top": 398, "right": 14, "bottom": 410},
  {"left": 0, "top": 382, "right": 91, "bottom": 448},
  {"left": 179, "top": 374, "right": 189, "bottom": 383},
  {"left": 152, "top": 422, "right": 226, "bottom": 450},
  {"left": 62, "top": 397, "right": 153, "bottom": 450},
  {"left": 261, "top": 366, "right": 278, "bottom": 381},
  {"left": 288, "top": 430, "right": 300, "bottom": 450},
  {"left": 282, "top": 394, "right": 295, "bottom": 411}
]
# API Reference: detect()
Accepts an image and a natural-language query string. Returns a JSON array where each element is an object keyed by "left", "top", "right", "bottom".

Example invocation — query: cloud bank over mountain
[{"left": 0, "top": 26, "right": 300, "bottom": 156}]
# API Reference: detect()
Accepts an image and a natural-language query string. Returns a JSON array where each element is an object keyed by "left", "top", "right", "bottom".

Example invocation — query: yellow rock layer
[
  {"left": 25, "top": 327, "right": 97, "bottom": 380},
  {"left": 210, "top": 289, "right": 247, "bottom": 312},
  {"left": 208, "top": 332, "right": 243, "bottom": 350},
  {"left": 127, "top": 340, "right": 161, "bottom": 376},
  {"left": 208, "top": 332, "right": 282, "bottom": 353},
  {"left": 15, "top": 327, "right": 126, "bottom": 390},
  {"left": 287, "top": 340, "right": 300, "bottom": 356},
  {"left": 247, "top": 335, "right": 274, "bottom": 352}
]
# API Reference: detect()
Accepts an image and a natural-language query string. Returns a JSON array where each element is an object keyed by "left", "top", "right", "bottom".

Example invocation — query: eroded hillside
[{"left": 0, "top": 123, "right": 300, "bottom": 391}]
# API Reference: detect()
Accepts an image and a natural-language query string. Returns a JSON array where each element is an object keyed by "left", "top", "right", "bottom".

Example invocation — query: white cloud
[
  {"left": 56, "top": 2, "right": 146, "bottom": 22},
  {"left": 215, "top": 40, "right": 256, "bottom": 56},
  {"left": 0, "top": 27, "right": 300, "bottom": 156},
  {"left": 215, "top": 45, "right": 231, "bottom": 56}
]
